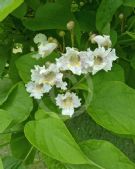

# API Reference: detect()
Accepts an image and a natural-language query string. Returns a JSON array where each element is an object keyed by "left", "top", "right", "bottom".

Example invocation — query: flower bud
[
  {"left": 89, "top": 34, "right": 96, "bottom": 43},
  {"left": 80, "top": 1, "right": 84, "bottom": 6},
  {"left": 52, "top": 38, "right": 58, "bottom": 45},
  {"left": 67, "top": 21, "right": 75, "bottom": 30},
  {"left": 119, "top": 13, "right": 124, "bottom": 20},
  {"left": 59, "top": 31, "right": 65, "bottom": 37},
  {"left": 48, "top": 37, "right": 54, "bottom": 43}
]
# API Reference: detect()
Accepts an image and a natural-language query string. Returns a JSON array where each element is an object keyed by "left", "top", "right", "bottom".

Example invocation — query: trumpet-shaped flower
[
  {"left": 92, "top": 35, "right": 112, "bottom": 48},
  {"left": 38, "top": 42, "right": 57, "bottom": 58},
  {"left": 90, "top": 47, "right": 118, "bottom": 75},
  {"left": 55, "top": 92, "right": 81, "bottom": 117},
  {"left": 25, "top": 81, "right": 51, "bottom": 99},
  {"left": 56, "top": 47, "right": 82, "bottom": 75},
  {"left": 31, "top": 64, "right": 67, "bottom": 90}
]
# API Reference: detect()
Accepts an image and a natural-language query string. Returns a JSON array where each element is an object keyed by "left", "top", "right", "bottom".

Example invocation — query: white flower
[
  {"left": 56, "top": 47, "right": 82, "bottom": 75},
  {"left": 33, "top": 33, "right": 47, "bottom": 44},
  {"left": 31, "top": 65, "right": 45, "bottom": 82},
  {"left": 31, "top": 64, "right": 67, "bottom": 91},
  {"left": 38, "top": 42, "right": 57, "bottom": 58},
  {"left": 90, "top": 47, "right": 118, "bottom": 75},
  {"left": 25, "top": 81, "right": 51, "bottom": 99},
  {"left": 55, "top": 92, "right": 81, "bottom": 117},
  {"left": 92, "top": 35, "right": 112, "bottom": 48},
  {"left": 79, "top": 49, "right": 93, "bottom": 74}
]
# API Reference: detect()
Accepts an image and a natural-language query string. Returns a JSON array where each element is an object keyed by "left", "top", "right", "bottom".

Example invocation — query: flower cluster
[{"left": 26, "top": 33, "right": 118, "bottom": 117}]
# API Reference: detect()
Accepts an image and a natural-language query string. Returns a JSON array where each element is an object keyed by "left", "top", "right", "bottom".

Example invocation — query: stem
[
  {"left": 62, "top": 36, "right": 65, "bottom": 52},
  {"left": 22, "top": 146, "right": 34, "bottom": 164},
  {"left": 70, "top": 30, "right": 74, "bottom": 47},
  {"left": 120, "top": 18, "right": 124, "bottom": 33}
]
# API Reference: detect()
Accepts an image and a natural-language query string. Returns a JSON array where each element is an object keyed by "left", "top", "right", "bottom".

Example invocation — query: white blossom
[
  {"left": 33, "top": 33, "right": 47, "bottom": 44},
  {"left": 56, "top": 47, "right": 82, "bottom": 75},
  {"left": 79, "top": 49, "right": 93, "bottom": 74},
  {"left": 25, "top": 81, "right": 51, "bottom": 99},
  {"left": 90, "top": 47, "right": 118, "bottom": 75},
  {"left": 31, "top": 64, "right": 67, "bottom": 91},
  {"left": 31, "top": 65, "right": 45, "bottom": 82},
  {"left": 92, "top": 35, "right": 112, "bottom": 48},
  {"left": 38, "top": 42, "right": 57, "bottom": 58},
  {"left": 55, "top": 92, "right": 81, "bottom": 117}
]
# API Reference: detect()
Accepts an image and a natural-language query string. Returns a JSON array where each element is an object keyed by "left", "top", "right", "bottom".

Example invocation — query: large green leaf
[
  {"left": 0, "top": 158, "right": 3, "bottom": 169},
  {"left": 0, "top": 109, "right": 12, "bottom": 133},
  {"left": 44, "top": 139, "right": 135, "bottom": 169},
  {"left": 96, "top": 0, "right": 123, "bottom": 32},
  {"left": 1, "top": 83, "right": 33, "bottom": 123},
  {"left": 0, "top": 0, "right": 24, "bottom": 21},
  {"left": 44, "top": 155, "right": 98, "bottom": 169},
  {"left": 80, "top": 140, "right": 135, "bottom": 169},
  {"left": 88, "top": 81, "right": 135, "bottom": 135},
  {"left": 23, "top": 0, "right": 73, "bottom": 30},
  {"left": 0, "top": 79, "right": 14, "bottom": 106},
  {"left": 24, "top": 110, "right": 98, "bottom": 165},
  {"left": 123, "top": 0, "right": 135, "bottom": 7},
  {"left": 93, "top": 64, "right": 124, "bottom": 91}
]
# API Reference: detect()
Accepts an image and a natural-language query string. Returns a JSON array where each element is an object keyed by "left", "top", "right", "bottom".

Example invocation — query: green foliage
[
  {"left": 0, "top": 0, "right": 24, "bottom": 21},
  {"left": 1, "top": 83, "right": 33, "bottom": 123},
  {"left": 24, "top": 110, "right": 91, "bottom": 165},
  {"left": 0, "top": 158, "right": 3, "bottom": 169},
  {"left": 88, "top": 81, "right": 135, "bottom": 135},
  {"left": 1, "top": 0, "right": 135, "bottom": 168},
  {"left": 96, "top": 0, "right": 123, "bottom": 33},
  {"left": 0, "top": 109, "right": 12, "bottom": 133}
]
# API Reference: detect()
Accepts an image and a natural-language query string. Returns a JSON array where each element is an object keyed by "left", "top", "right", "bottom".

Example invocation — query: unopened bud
[
  {"left": 59, "top": 31, "right": 65, "bottom": 37},
  {"left": 89, "top": 34, "right": 96, "bottom": 43},
  {"left": 52, "top": 38, "right": 58, "bottom": 45},
  {"left": 119, "top": 13, "right": 124, "bottom": 20},
  {"left": 67, "top": 21, "right": 75, "bottom": 30},
  {"left": 48, "top": 37, "right": 54, "bottom": 43},
  {"left": 80, "top": 1, "right": 84, "bottom": 6}
]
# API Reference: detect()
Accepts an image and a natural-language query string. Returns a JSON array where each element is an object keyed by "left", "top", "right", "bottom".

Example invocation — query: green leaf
[
  {"left": 10, "top": 133, "right": 35, "bottom": 164},
  {"left": 23, "top": 1, "right": 73, "bottom": 30},
  {"left": 44, "top": 155, "right": 98, "bottom": 169},
  {"left": 88, "top": 81, "right": 135, "bottom": 135},
  {"left": 0, "top": 79, "right": 14, "bottom": 106},
  {"left": 93, "top": 64, "right": 124, "bottom": 91},
  {"left": 12, "top": 3, "right": 27, "bottom": 19},
  {"left": 0, "top": 109, "right": 12, "bottom": 133},
  {"left": 1, "top": 83, "right": 33, "bottom": 123},
  {"left": 25, "top": 0, "right": 40, "bottom": 10},
  {"left": 24, "top": 110, "right": 95, "bottom": 165},
  {"left": 45, "top": 137, "right": 135, "bottom": 169},
  {"left": 16, "top": 52, "right": 59, "bottom": 83},
  {"left": 0, "top": 158, "right": 3, "bottom": 169},
  {"left": 96, "top": 0, "right": 123, "bottom": 32},
  {"left": 80, "top": 139, "right": 135, "bottom": 169},
  {"left": 2, "top": 157, "right": 25, "bottom": 169},
  {"left": 75, "top": 10, "right": 96, "bottom": 32},
  {"left": 0, "top": 0, "right": 24, "bottom": 21},
  {"left": 123, "top": 0, "right": 135, "bottom": 7}
]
